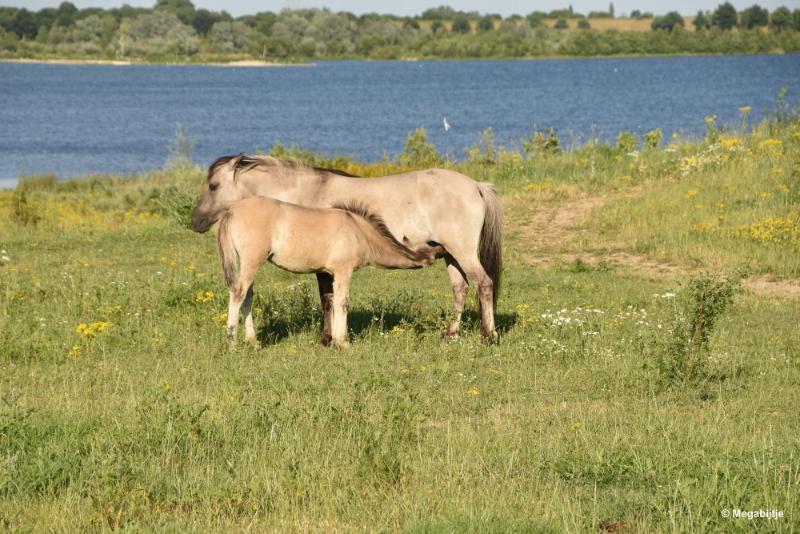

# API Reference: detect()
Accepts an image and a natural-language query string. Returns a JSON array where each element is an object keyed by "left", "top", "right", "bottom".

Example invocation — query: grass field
[{"left": 1, "top": 112, "right": 798, "bottom": 531}]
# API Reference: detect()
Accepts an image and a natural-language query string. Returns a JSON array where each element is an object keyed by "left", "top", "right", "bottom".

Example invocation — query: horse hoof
[
  {"left": 245, "top": 338, "right": 261, "bottom": 349},
  {"left": 483, "top": 331, "right": 500, "bottom": 346},
  {"left": 442, "top": 330, "right": 460, "bottom": 341},
  {"left": 333, "top": 340, "right": 351, "bottom": 349},
  {"left": 319, "top": 334, "right": 333, "bottom": 347}
]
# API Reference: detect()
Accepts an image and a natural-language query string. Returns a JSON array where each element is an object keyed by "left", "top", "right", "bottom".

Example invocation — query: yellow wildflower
[
  {"left": 69, "top": 345, "right": 80, "bottom": 358},
  {"left": 468, "top": 387, "right": 480, "bottom": 397},
  {"left": 757, "top": 139, "right": 782, "bottom": 151},
  {"left": 739, "top": 106, "right": 751, "bottom": 114},
  {"left": 740, "top": 217, "right": 799, "bottom": 245},
  {"left": 76, "top": 321, "right": 112, "bottom": 339},
  {"left": 684, "top": 188, "right": 700, "bottom": 199},
  {"left": 720, "top": 138, "right": 741, "bottom": 150},
  {"left": 195, "top": 290, "right": 214, "bottom": 303}
]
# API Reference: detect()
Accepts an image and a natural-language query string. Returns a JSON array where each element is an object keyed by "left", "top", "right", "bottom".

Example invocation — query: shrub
[
  {"left": 654, "top": 272, "right": 741, "bottom": 384},
  {"left": 397, "top": 128, "right": 444, "bottom": 168},
  {"left": 615, "top": 131, "right": 638, "bottom": 153},
  {"left": 523, "top": 128, "right": 561, "bottom": 156},
  {"left": 554, "top": 18, "right": 569, "bottom": 29},
  {"left": 644, "top": 128, "right": 663, "bottom": 149},
  {"left": 467, "top": 128, "right": 498, "bottom": 165}
]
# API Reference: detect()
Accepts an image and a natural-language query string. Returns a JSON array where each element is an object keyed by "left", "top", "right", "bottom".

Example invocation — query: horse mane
[
  {"left": 207, "top": 154, "right": 358, "bottom": 180},
  {"left": 332, "top": 201, "right": 418, "bottom": 260}
]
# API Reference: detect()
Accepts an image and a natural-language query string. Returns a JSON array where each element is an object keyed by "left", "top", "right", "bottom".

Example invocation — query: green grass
[{"left": 1, "top": 117, "right": 799, "bottom": 531}]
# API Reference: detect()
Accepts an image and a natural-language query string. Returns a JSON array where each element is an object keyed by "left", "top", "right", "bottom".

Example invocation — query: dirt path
[{"left": 505, "top": 193, "right": 800, "bottom": 299}]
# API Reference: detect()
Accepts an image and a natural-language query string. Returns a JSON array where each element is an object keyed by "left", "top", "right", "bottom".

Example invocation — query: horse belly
[{"left": 268, "top": 250, "right": 324, "bottom": 274}]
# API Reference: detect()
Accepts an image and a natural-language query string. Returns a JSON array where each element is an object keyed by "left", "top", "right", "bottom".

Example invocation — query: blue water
[{"left": 1, "top": 55, "right": 799, "bottom": 183}]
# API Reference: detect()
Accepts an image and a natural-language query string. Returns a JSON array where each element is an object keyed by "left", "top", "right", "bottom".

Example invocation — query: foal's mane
[
  {"left": 207, "top": 154, "right": 358, "bottom": 180},
  {"left": 333, "top": 201, "right": 418, "bottom": 260}
]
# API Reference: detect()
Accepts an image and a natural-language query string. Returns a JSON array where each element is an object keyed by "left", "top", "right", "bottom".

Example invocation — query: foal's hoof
[
  {"left": 442, "top": 330, "right": 460, "bottom": 341},
  {"left": 333, "top": 340, "right": 351, "bottom": 349},
  {"left": 245, "top": 337, "right": 261, "bottom": 349}
]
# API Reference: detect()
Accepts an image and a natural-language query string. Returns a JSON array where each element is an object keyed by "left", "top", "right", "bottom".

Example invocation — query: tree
[
  {"left": 209, "top": 20, "right": 253, "bottom": 52},
  {"left": 116, "top": 11, "right": 199, "bottom": 56},
  {"left": 421, "top": 6, "right": 458, "bottom": 20},
  {"left": 451, "top": 14, "right": 471, "bottom": 33},
  {"left": 631, "top": 10, "right": 642, "bottom": 18},
  {"left": 11, "top": 9, "right": 37, "bottom": 38},
  {"left": 304, "top": 10, "right": 354, "bottom": 55},
  {"left": 739, "top": 4, "right": 769, "bottom": 29},
  {"left": 712, "top": 2, "right": 738, "bottom": 30},
  {"left": 478, "top": 15, "right": 494, "bottom": 31},
  {"left": 578, "top": 18, "right": 590, "bottom": 29},
  {"left": 430, "top": 20, "right": 446, "bottom": 33},
  {"left": 694, "top": 11, "right": 711, "bottom": 30},
  {"left": 191, "top": 9, "right": 221, "bottom": 35},
  {"left": 34, "top": 7, "right": 58, "bottom": 31},
  {"left": 527, "top": 11, "right": 546, "bottom": 28},
  {"left": 609, "top": 2, "right": 615, "bottom": 17},
  {"left": 55, "top": 2, "right": 78, "bottom": 27},
  {"left": 652, "top": 11, "right": 684, "bottom": 31},
  {"left": 155, "top": 0, "right": 195, "bottom": 25},
  {"left": 769, "top": 6, "right": 792, "bottom": 31},
  {"left": 554, "top": 18, "right": 569, "bottom": 29},
  {"left": 71, "top": 14, "right": 117, "bottom": 46}
]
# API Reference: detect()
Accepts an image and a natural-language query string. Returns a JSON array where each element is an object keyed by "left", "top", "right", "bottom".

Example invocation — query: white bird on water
[{"left": 443, "top": 117, "right": 451, "bottom": 131}]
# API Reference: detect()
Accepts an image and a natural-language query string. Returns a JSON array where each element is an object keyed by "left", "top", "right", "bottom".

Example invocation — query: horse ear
[{"left": 228, "top": 153, "right": 245, "bottom": 182}]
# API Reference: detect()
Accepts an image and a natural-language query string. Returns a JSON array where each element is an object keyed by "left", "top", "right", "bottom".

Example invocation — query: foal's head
[{"left": 191, "top": 155, "right": 256, "bottom": 233}]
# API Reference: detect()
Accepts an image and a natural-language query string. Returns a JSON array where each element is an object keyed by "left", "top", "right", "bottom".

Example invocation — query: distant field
[
  {"left": 1, "top": 114, "right": 798, "bottom": 530},
  {"left": 417, "top": 17, "right": 699, "bottom": 32}
]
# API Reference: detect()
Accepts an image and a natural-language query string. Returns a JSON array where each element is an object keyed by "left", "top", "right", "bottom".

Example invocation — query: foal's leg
[
  {"left": 240, "top": 284, "right": 257, "bottom": 344},
  {"left": 226, "top": 260, "right": 260, "bottom": 347},
  {"left": 444, "top": 255, "right": 469, "bottom": 338},
  {"left": 316, "top": 272, "right": 334, "bottom": 346},
  {"left": 330, "top": 269, "right": 353, "bottom": 348}
]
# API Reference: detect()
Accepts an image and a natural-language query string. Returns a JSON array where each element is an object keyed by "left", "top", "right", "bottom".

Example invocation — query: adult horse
[{"left": 191, "top": 155, "right": 502, "bottom": 342}]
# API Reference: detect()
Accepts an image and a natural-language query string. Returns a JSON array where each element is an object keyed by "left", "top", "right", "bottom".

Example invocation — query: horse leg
[
  {"left": 444, "top": 255, "right": 469, "bottom": 338},
  {"left": 226, "top": 261, "right": 259, "bottom": 348},
  {"left": 451, "top": 255, "right": 497, "bottom": 343},
  {"left": 241, "top": 284, "right": 258, "bottom": 345},
  {"left": 316, "top": 272, "right": 334, "bottom": 346},
  {"left": 331, "top": 269, "right": 353, "bottom": 348}
]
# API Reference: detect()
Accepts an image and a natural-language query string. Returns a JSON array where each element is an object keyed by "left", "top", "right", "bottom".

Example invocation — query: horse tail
[
  {"left": 477, "top": 182, "right": 503, "bottom": 306},
  {"left": 217, "top": 211, "right": 238, "bottom": 287}
]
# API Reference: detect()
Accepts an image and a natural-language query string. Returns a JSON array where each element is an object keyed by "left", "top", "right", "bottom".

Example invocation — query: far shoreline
[{"left": 0, "top": 58, "right": 314, "bottom": 67}]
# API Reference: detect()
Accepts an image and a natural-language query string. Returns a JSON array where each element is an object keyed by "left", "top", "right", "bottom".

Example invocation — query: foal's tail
[
  {"left": 477, "top": 182, "right": 503, "bottom": 306},
  {"left": 217, "top": 212, "right": 238, "bottom": 287}
]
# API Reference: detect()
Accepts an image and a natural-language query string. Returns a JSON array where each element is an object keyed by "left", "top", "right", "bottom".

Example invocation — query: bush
[
  {"left": 654, "top": 272, "right": 741, "bottom": 385},
  {"left": 523, "top": 128, "right": 561, "bottom": 156},
  {"left": 615, "top": 131, "right": 638, "bottom": 153},
  {"left": 396, "top": 128, "right": 444, "bottom": 168},
  {"left": 644, "top": 128, "right": 663, "bottom": 149}
]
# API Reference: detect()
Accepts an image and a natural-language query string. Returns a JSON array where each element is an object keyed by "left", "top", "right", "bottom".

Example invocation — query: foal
[{"left": 217, "top": 197, "right": 444, "bottom": 347}]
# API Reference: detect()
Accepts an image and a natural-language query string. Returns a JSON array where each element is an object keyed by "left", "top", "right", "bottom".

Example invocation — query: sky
[{"left": 4, "top": 0, "right": 799, "bottom": 17}]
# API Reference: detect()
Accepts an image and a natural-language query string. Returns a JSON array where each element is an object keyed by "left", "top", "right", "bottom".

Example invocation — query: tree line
[{"left": 1, "top": 1, "right": 799, "bottom": 60}]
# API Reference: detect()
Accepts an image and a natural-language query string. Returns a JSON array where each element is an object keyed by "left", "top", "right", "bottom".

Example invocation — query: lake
[{"left": 1, "top": 54, "right": 799, "bottom": 185}]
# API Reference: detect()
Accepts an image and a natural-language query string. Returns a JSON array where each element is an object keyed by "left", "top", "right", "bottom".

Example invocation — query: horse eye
[{"left": 209, "top": 183, "right": 219, "bottom": 191}]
